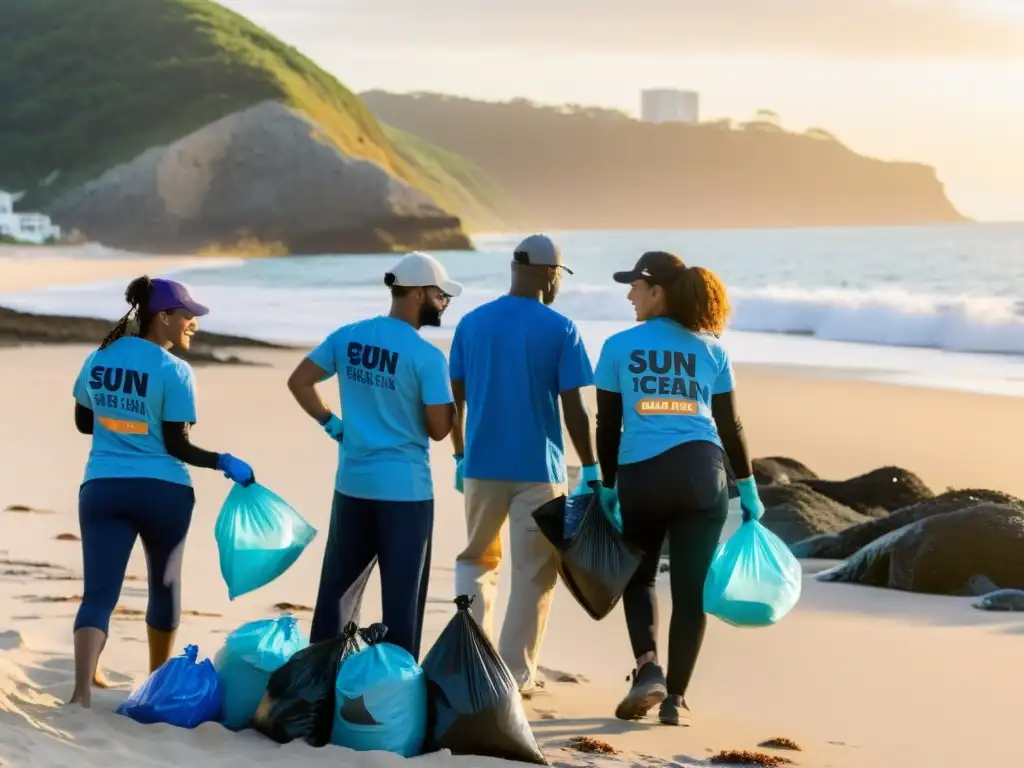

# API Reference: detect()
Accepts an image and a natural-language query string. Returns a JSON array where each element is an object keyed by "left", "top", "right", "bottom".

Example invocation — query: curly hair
[{"left": 664, "top": 262, "right": 731, "bottom": 337}]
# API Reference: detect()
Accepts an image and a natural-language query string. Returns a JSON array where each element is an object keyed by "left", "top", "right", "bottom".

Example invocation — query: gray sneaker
[
  {"left": 614, "top": 662, "right": 668, "bottom": 721},
  {"left": 658, "top": 695, "right": 691, "bottom": 726}
]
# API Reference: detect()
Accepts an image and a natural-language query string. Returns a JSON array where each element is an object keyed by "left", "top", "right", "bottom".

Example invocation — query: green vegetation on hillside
[
  {"left": 362, "top": 91, "right": 967, "bottom": 230},
  {"left": 0, "top": 0, "right": 509, "bottom": 231}
]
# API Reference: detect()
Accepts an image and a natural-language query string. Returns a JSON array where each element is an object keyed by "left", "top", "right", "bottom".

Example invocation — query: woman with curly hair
[{"left": 592, "top": 251, "right": 764, "bottom": 726}]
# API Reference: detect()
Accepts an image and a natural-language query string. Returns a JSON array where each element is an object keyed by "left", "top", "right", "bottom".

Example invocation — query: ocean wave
[{"left": 553, "top": 285, "right": 1024, "bottom": 356}]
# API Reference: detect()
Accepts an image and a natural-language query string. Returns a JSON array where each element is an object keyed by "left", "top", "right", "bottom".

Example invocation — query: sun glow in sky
[{"left": 221, "top": 0, "right": 1024, "bottom": 221}]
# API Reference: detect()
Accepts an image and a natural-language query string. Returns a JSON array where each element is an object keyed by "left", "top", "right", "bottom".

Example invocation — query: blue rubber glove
[
  {"left": 570, "top": 464, "right": 600, "bottom": 497},
  {"left": 217, "top": 453, "right": 255, "bottom": 487},
  {"left": 454, "top": 454, "right": 465, "bottom": 494},
  {"left": 321, "top": 414, "right": 344, "bottom": 442},
  {"left": 736, "top": 476, "right": 765, "bottom": 522}
]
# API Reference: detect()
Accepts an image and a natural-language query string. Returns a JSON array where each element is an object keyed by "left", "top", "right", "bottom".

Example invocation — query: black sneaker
[
  {"left": 658, "top": 695, "right": 691, "bottom": 726},
  {"left": 614, "top": 662, "right": 667, "bottom": 721}
]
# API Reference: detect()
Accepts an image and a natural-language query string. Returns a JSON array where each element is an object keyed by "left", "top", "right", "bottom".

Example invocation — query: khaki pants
[{"left": 454, "top": 479, "right": 564, "bottom": 689}]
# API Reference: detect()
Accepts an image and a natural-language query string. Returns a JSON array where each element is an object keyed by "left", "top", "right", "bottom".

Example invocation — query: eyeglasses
[{"left": 435, "top": 290, "right": 452, "bottom": 305}]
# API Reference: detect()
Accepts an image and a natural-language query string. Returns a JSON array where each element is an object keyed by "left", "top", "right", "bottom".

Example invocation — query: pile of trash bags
[
  {"left": 214, "top": 615, "right": 309, "bottom": 730},
  {"left": 703, "top": 519, "right": 803, "bottom": 627},
  {"left": 534, "top": 486, "right": 643, "bottom": 620},
  {"left": 214, "top": 482, "right": 317, "bottom": 600},
  {"left": 117, "top": 644, "right": 222, "bottom": 729},
  {"left": 247, "top": 598, "right": 544, "bottom": 763}
]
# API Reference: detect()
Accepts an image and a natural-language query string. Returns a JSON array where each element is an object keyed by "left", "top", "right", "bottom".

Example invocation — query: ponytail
[
  {"left": 99, "top": 276, "right": 154, "bottom": 349},
  {"left": 665, "top": 265, "right": 731, "bottom": 337}
]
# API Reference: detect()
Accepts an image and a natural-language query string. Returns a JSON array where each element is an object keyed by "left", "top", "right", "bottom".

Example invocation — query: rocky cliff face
[{"left": 47, "top": 102, "right": 470, "bottom": 255}]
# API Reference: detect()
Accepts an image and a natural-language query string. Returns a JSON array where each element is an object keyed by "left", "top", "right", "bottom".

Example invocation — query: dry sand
[
  {"left": 1, "top": 340, "right": 1020, "bottom": 767},
  {"left": 0, "top": 243, "right": 238, "bottom": 293}
]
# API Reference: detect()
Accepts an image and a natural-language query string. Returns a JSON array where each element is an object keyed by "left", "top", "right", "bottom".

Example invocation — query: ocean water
[{"left": 3, "top": 223, "right": 1024, "bottom": 396}]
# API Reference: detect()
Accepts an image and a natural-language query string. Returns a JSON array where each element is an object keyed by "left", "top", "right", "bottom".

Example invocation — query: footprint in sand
[
  {"left": 273, "top": 602, "right": 312, "bottom": 613},
  {"left": 3, "top": 503, "right": 56, "bottom": 515},
  {"left": 538, "top": 665, "right": 589, "bottom": 684}
]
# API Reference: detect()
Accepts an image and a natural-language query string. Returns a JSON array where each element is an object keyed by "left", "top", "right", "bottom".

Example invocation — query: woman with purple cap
[{"left": 67, "top": 276, "right": 254, "bottom": 708}]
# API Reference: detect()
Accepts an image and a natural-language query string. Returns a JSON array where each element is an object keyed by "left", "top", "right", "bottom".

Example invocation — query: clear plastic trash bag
[
  {"left": 330, "top": 624, "right": 428, "bottom": 757},
  {"left": 213, "top": 615, "right": 309, "bottom": 730},
  {"left": 420, "top": 596, "right": 546, "bottom": 765},
  {"left": 116, "top": 644, "right": 221, "bottom": 728},
  {"left": 703, "top": 520, "right": 803, "bottom": 627},
  {"left": 214, "top": 482, "right": 317, "bottom": 600},
  {"left": 252, "top": 622, "right": 365, "bottom": 746}
]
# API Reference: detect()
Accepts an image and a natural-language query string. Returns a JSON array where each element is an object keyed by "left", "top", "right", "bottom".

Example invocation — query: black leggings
[{"left": 617, "top": 440, "right": 729, "bottom": 697}]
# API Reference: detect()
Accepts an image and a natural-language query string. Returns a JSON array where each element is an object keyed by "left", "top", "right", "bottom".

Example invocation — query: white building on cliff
[
  {"left": 0, "top": 188, "right": 61, "bottom": 244},
  {"left": 641, "top": 89, "right": 700, "bottom": 124}
]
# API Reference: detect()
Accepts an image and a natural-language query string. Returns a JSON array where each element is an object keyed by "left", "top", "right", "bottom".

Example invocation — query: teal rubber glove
[
  {"left": 589, "top": 481, "right": 623, "bottom": 533},
  {"left": 321, "top": 414, "right": 344, "bottom": 442},
  {"left": 736, "top": 476, "right": 765, "bottom": 522},
  {"left": 454, "top": 454, "right": 464, "bottom": 494},
  {"left": 570, "top": 464, "right": 600, "bottom": 497}
]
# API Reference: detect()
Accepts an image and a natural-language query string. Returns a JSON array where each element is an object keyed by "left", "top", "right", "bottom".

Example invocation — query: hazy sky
[{"left": 221, "top": 0, "right": 1024, "bottom": 221}]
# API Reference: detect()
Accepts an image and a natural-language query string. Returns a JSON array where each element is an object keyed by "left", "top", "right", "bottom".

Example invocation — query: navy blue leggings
[
  {"left": 75, "top": 478, "right": 195, "bottom": 635},
  {"left": 310, "top": 492, "right": 433, "bottom": 659}
]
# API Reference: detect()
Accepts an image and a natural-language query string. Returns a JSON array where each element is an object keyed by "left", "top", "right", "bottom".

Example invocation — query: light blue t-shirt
[
  {"left": 309, "top": 315, "right": 453, "bottom": 502},
  {"left": 72, "top": 337, "right": 197, "bottom": 486},
  {"left": 593, "top": 318, "right": 734, "bottom": 466},
  {"left": 449, "top": 296, "right": 594, "bottom": 483}
]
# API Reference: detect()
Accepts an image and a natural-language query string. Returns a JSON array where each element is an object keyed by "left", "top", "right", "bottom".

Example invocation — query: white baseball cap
[{"left": 386, "top": 251, "right": 463, "bottom": 297}]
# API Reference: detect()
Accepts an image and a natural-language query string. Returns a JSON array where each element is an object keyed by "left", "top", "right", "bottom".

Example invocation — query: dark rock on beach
[
  {"left": 973, "top": 589, "right": 1024, "bottom": 612},
  {"left": 0, "top": 306, "right": 288, "bottom": 365},
  {"left": 791, "top": 488, "right": 1024, "bottom": 559},
  {"left": 759, "top": 484, "right": 869, "bottom": 545},
  {"left": 753, "top": 457, "right": 818, "bottom": 486},
  {"left": 798, "top": 465, "right": 933, "bottom": 516},
  {"left": 817, "top": 503, "right": 1024, "bottom": 595}
]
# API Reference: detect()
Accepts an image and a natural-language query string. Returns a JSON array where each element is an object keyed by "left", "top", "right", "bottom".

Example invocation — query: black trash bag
[
  {"left": 420, "top": 595, "right": 546, "bottom": 765},
  {"left": 252, "top": 621, "right": 365, "bottom": 746},
  {"left": 533, "top": 490, "right": 644, "bottom": 620}
]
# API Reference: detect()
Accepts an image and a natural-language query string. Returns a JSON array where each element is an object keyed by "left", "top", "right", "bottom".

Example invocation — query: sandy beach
[
  {"left": 0, "top": 243, "right": 237, "bottom": 292},
  {"left": 1, "top": 255, "right": 1021, "bottom": 768}
]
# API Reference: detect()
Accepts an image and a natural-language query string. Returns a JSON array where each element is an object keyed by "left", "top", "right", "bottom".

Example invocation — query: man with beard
[
  {"left": 449, "top": 234, "right": 598, "bottom": 694},
  {"left": 287, "top": 251, "right": 461, "bottom": 659}
]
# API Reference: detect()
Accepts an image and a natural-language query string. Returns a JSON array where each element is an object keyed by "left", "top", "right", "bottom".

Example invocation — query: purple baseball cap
[{"left": 148, "top": 278, "right": 210, "bottom": 317}]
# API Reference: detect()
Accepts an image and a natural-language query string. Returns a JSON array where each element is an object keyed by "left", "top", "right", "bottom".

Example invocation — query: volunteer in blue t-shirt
[
  {"left": 68, "top": 276, "right": 254, "bottom": 709},
  {"left": 287, "top": 252, "right": 459, "bottom": 659},
  {"left": 448, "top": 234, "right": 598, "bottom": 694},
  {"left": 593, "top": 251, "right": 765, "bottom": 726}
]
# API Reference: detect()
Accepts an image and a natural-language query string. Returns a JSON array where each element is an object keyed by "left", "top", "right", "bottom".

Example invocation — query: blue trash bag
[
  {"left": 215, "top": 482, "right": 317, "bottom": 600},
  {"left": 703, "top": 520, "right": 803, "bottom": 627},
  {"left": 116, "top": 644, "right": 222, "bottom": 728},
  {"left": 214, "top": 615, "right": 310, "bottom": 730},
  {"left": 330, "top": 624, "right": 427, "bottom": 758}
]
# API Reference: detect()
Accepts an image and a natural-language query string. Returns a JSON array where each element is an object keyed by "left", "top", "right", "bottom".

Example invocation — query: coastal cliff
[
  {"left": 0, "top": 0, "right": 509, "bottom": 254},
  {"left": 362, "top": 91, "right": 968, "bottom": 230}
]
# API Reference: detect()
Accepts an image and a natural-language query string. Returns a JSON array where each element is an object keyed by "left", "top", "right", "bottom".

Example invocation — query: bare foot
[
  {"left": 93, "top": 667, "right": 112, "bottom": 689},
  {"left": 67, "top": 688, "right": 91, "bottom": 709}
]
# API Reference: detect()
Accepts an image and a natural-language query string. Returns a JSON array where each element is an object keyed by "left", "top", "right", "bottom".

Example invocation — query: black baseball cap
[{"left": 612, "top": 251, "right": 686, "bottom": 287}]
